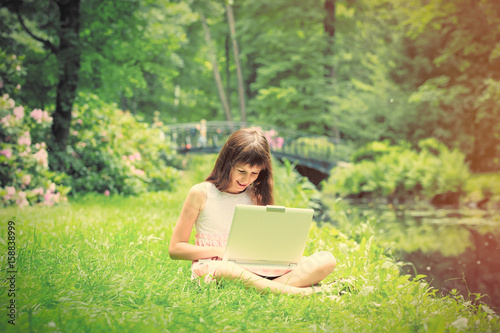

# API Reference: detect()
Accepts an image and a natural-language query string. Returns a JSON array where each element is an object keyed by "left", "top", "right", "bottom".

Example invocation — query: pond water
[{"left": 344, "top": 205, "right": 500, "bottom": 313}]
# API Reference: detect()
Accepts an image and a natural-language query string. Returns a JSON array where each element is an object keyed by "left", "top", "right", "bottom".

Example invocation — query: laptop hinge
[
  {"left": 266, "top": 205, "right": 286, "bottom": 212},
  {"left": 229, "top": 259, "right": 297, "bottom": 268}
]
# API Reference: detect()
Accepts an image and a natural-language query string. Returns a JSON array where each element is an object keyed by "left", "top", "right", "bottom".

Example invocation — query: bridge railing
[
  {"left": 164, "top": 121, "right": 350, "bottom": 174},
  {"left": 166, "top": 121, "right": 248, "bottom": 153}
]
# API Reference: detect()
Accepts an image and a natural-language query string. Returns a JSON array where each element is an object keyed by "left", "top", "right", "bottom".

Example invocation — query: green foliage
[
  {"left": 238, "top": 0, "right": 333, "bottom": 132},
  {"left": 0, "top": 2, "right": 60, "bottom": 109},
  {"left": 329, "top": 0, "right": 437, "bottom": 146},
  {"left": 351, "top": 140, "right": 402, "bottom": 163},
  {"left": 79, "top": 0, "right": 198, "bottom": 120},
  {"left": 180, "top": 154, "right": 217, "bottom": 184},
  {"left": 64, "top": 93, "right": 178, "bottom": 196},
  {"left": 274, "top": 158, "right": 329, "bottom": 222},
  {"left": 3, "top": 0, "right": 500, "bottom": 172},
  {"left": 288, "top": 136, "right": 337, "bottom": 161},
  {"left": 0, "top": 51, "right": 25, "bottom": 99},
  {"left": 0, "top": 94, "right": 71, "bottom": 207},
  {"left": 403, "top": 0, "right": 500, "bottom": 171},
  {"left": 464, "top": 172, "right": 500, "bottom": 208},
  {"left": 324, "top": 139, "right": 471, "bottom": 203}
]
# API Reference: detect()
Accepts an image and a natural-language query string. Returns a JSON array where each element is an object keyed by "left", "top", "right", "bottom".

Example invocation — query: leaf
[
  {"left": 480, "top": 304, "right": 496, "bottom": 316},
  {"left": 426, "top": 316, "right": 446, "bottom": 333},
  {"left": 450, "top": 318, "right": 468, "bottom": 331}
]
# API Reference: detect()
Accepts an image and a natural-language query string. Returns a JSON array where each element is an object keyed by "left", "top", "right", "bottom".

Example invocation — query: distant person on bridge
[{"left": 169, "top": 127, "right": 337, "bottom": 295}]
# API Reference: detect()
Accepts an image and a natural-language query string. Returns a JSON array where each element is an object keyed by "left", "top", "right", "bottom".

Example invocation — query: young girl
[{"left": 168, "top": 128, "right": 336, "bottom": 295}]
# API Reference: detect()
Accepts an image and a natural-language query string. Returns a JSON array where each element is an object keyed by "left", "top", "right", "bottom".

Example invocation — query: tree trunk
[
  {"left": 225, "top": 33, "right": 232, "bottom": 111},
  {"left": 199, "top": 12, "right": 233, "bottom": 122},
  {"left": 324, "top": 0, "right": 335, "bottom": 80},
  {"left": 226, "top": 3, "right": 246, "bottom": 123},
  {"left": 51, "top": 0, "right": 81, "bottom": 155},
  {"left": 323, "top": 0, "right": 340, "bottom": 141}
]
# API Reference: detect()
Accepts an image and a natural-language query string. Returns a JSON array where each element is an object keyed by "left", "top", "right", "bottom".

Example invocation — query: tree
[
  {"left": 237, "top": 0, "right": 332, "bottom": 132},
  {"left": 323, "top": 0, "right": 340, "bottom": 140},
  {"left": 2, "top": 0, "right": 81, "bottom": 161},
  {"left": 225, "top": 1, "right": 246, "bottom": 123},
  {"left": 199, "top": 10, "right": 233, "bottom": 122},
  {"left": 78, "top": 0, "right": 196, "bottom": 122},
  {"left": 404, "top": 0, "right": 500, "bottom": 171}
]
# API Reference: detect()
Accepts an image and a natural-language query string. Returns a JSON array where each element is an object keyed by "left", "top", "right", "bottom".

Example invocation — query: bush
[
  {"left": 0, "top": 51, "right": 24, "bottom": 100},
  {"left": 464, "top": 172, "right": 500, "bottom": 208},
  {"left": 324, "top": 139, "right": 471, "bottom": 204},
  {"left": 64, "top": 93, "right": 178, "bottom": 196},
  {"left": 274, "top": 158, "right": 330, "bottom": 222},
  {"left": 0, "top": 94, "right": 71, "bottom": 207},
  {"left": 350, "top": 140, "right": 403, "bottom": 163}
]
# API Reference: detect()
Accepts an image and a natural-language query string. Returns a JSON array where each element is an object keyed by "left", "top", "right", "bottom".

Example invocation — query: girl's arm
[{"left": 168, "top": 183, "right": 225, "bottom": 260}]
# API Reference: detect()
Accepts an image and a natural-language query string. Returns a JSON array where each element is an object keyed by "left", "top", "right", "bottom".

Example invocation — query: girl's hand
[{"left": 213, "top": 246, "right": 226, "bottom": 259}]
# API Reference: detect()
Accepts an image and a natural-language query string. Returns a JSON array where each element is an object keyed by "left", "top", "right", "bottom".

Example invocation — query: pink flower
[
  {"left": 133, "top": 169, "right": 145, "bottom": 176},
  {"left": 17, "top": 198, "right": 29, "bottom": 208},
  {"left": 53, "top": 192, "right": 61, "bottom": 203},
  {"left": 22, "top": 174, "right": 31, "bottom": 186},
  {"left": 77, "top": 119, "right": 83, "bottom": 124},
  {"left": 44, "top": 191, "right": 55, "bottom": 206},
  {"left": 32, "top": 188, "right": 44, "bottom": 196},
  {"left": 104, "top": 190, "right": 110, "bottom": 196},
  {"left": 42, "top": 111, "right": 52, "bottom": 123},
  {"left": 34, "top": 148, "right": 49, "bottom": 168},
  {"left": 275, "top": 137, "right": 284, "bottom": 149},
  {"left": 6, "top": 186, "right": 16, "bottom": 196},
  {"left": 13, "top": 106, "right": 24, "bottom": 119},
  {"left": 17, "top": 131, "right": 31, "bottom": 146},
  {"left": 16, "top": 191, "right": 28, "bottom": 208},
  {"left": 129, "top": 152, "right": 141, "bottom": 162},
  {"left": 1, "top": 115, "right": 11, "bottom": 127},
  {"left": 0, "top": 149, "right": 12, "bottom": 159},
  {"left": 31, "top": 109, "right": 43, "bottom": 123}
]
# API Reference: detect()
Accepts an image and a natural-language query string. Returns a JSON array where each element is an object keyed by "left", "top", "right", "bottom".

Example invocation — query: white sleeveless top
[{"left": 195, "top": 182, "right": 254, "bottom": 244}]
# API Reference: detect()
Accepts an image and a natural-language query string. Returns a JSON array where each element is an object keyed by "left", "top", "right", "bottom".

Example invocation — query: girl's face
[{"left": 227, "top": 163, "right": 262, "bottom": 194}]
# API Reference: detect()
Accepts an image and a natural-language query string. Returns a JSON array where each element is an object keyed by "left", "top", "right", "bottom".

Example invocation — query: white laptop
[{"left": 222, "top": 204, "right": 314, "bottom": 271}]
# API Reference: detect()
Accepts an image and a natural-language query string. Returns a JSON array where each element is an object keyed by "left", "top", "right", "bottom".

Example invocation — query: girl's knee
[{"left": 316, "top": 251, "right": 337, "bottom": 273}]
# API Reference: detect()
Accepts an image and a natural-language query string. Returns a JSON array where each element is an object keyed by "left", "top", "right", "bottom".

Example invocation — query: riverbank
[{"left": 322, "top": 198, "right": 500, "bottom": 313}]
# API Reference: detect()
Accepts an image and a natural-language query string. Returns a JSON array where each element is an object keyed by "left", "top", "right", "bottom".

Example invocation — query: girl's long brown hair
[{"left": 206, "top": 127, "right": 274, "bottom": 206}]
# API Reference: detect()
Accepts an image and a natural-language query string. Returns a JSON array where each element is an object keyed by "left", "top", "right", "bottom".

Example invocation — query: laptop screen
[{"left": 224, "top": 205, "right": 314, "bottom": 267}]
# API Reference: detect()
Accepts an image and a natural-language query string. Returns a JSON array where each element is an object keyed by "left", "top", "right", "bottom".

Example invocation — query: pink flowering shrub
[
  {"left": 263, "top": 129, "right": 285, "bottom": 150},
  {"left": 65, "top": 93, "right": 178, "bottom": 195},
  {"left": 0, "top": 94, "right": 70, "bottom": 207}
]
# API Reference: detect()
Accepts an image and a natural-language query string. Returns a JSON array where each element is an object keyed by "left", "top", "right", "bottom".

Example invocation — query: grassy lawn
[{"left": 1, "top": 164, "right": 499, "bottom": 332}]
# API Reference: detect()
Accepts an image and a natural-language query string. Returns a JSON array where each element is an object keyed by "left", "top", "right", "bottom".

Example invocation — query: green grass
[{"left": 1, "top": 165, "right": 499, "bottom": 332}]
